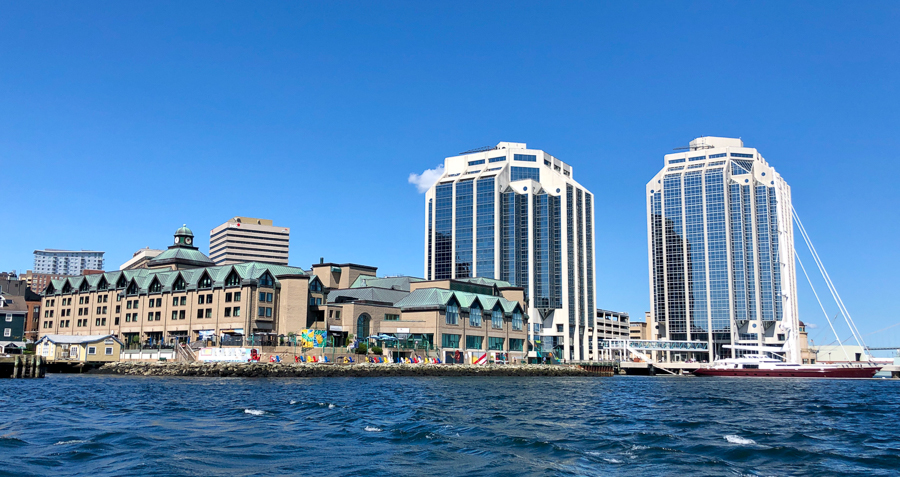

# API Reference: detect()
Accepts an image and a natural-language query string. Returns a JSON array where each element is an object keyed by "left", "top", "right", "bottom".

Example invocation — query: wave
[
  {"left": 724, "top": 435, "right": 756, "bottom": 445},
  {"left": 364, "top": 426, "right": 383, "bottom": 432},
  {"left": 53, "top": 439, "right": 88, "bottom": 445},
  {"left": 244, "top": 409, "right": 266, "bottom": 416}
]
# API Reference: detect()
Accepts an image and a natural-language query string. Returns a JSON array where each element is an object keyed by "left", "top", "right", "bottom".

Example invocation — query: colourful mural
[{"left": 300, "top": 329, "right": 327, "bottom": 348}]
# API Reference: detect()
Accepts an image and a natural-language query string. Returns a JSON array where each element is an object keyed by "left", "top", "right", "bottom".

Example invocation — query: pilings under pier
[{"left": 1, "top": 355, "right": 47, "bottom": 379}]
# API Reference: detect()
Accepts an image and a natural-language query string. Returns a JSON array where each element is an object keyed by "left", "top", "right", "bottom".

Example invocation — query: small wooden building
[{"left": 35, "top": 334, "right": 124, "bottom": 363}]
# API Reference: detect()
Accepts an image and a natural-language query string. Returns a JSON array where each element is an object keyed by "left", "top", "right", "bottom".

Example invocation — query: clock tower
[{"left": 174, "top": 224, "right": 195, "bottom": 247}]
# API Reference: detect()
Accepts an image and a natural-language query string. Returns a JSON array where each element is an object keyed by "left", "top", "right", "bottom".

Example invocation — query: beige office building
[{"left": 210, "top": 217, "right": 290, "bottom": 266}]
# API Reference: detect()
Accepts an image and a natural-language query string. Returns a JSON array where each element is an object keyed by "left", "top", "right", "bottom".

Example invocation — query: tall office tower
[
  {"left": 210, "top": 217, "right": 290, "bottom": 266},
  {"left": 646, "top": 137, "right": 799, "bottom": 361},
  {"left": 33, "top": 250, "right": 104, "bottom": 275},
  {"left": 423, "top": 142, "right": 596, "bottom": 361}
]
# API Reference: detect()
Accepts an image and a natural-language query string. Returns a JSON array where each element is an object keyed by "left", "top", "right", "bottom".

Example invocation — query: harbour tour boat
[{"left": 692, "top": 354, "right": 880, "bottom": 378}]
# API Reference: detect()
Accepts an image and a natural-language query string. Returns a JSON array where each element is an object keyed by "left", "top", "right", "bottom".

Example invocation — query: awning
[{"left": 198, "top": 330, "right": 215, "bottom": 338}]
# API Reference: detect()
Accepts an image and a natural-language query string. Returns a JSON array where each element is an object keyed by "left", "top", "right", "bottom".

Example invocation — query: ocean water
[{"left": 1, "top": 374, "right": 898, "bottom": 476}]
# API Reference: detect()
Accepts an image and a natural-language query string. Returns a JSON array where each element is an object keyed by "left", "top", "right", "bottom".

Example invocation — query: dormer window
[
  {"left": 62, "top": 282, "right": 72, "bottom": 294},
  {"left": 225, "top": 270, "right": 241, "bottom": 287},
  {"left": 126, "top": 281, "right": 139, "bottom": 296},
  {"left": 116, "top": 276, "right": 127, "bottom": 289},
  {"left": 198, "top": 273, "right": 212, "bottom": 289},
  {"left": 173, "top": 275, "right": 186, "bottom": 291},
  {"left": 79, "top": 281, "right": 90, "bottom": 292},
  {"left": 309, "top": 277, "right": 322, "bottom": 293},
  {"left": 97, "top": 277, "right": 108, "bottom": 291},
  {"left": 258, "top": 272, "right": 274, "bottom": 288},
  {"left": 149, "top": 278, "right": 162, "bottom": 293}
]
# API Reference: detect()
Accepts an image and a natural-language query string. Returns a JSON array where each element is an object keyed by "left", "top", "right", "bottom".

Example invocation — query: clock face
[
  {"left": 186, "top": 237, "right": 192, "bottom": 245},
  {"left": 175, "top": 237, "right": 180, "bottom": 244}
]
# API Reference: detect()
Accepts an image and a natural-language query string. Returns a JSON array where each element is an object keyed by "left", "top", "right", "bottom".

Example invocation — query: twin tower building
[{"left": 423, "top": 138, "right": 798, "bottom": 362}]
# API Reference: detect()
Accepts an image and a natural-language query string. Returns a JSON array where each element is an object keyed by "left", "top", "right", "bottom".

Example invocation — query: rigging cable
[
  {"left": 795, "top": 253, "right": 851, "bottom": 361},
  {"left": 792, "top": 207, "right": 870, "bottom": 356}
]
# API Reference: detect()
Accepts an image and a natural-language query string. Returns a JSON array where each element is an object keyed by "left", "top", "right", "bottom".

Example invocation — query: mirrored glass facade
[
  {"left": 647, "top": 137, "right": 798, "bottom": 358},
  {"left": 425, "top": 142, "right": 596, "bottom": 361}
]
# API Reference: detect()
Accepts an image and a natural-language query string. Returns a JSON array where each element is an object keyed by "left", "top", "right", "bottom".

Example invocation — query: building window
[
  {"left": 258, "top": 273, "right": 274, "bottom": 287},
  {"left": 225, "top": 271, "right": 241, "bottom": 287},
  {"left": 442, "top": 333, "right": 461, "bottom": 349},
  {"left": 206, "top": 294, "right": 212, "bottom": 304},
  {"left": 205, "top": 309, "right": 212, "bottom": 318},
  {"left": 356, "top": 314, "right": 370, "bottom": 339},
  {"left": 265, "top": 307, "right": 272, "bottom": 318},
  {"left": 266, "top": 293, "right": 273, "bottom": 303},
  {"left": 509, "top": 338, "right": 524, "bottom": 352},
  {"left": 468, "top": 159, "right": 485, "bottom": 166},
  {"left": 225, "top": 293, "right": 232, "bottom": 303},
  {"left": 173, "top": 297, "right": 179, "bottom": 306},
  {"left": 149, "top": 279, "right": 161, "bottom": 293},
  {"left": 512, "top": 311, "right": 523, "bottom": 331},
  {"left": 384, "top": 314, "right": 399, "bottom": 321},
  {"left": 259, "top": 291, "right": 266, "bottom": 302},
  {"left": 224, "top": 308, "right": 231, "bottom": 317},
  {"left": 258, "top": 307, "right": 265, "bottom": 317},
  {"left": 466, "top": 335, "right": 483, "bottom": 350},
  {"left": 469, "top": 306, "right": 482, "bottom": 327},
  {"left": 198, "top": 274, "right": 212, "bottom": 289},
  {"left": 492, "top": 308, "right": 503, "bottom": 329},
  {"left": 87, "top": 346, "right": 96, "bottom": 355},
  {"left": 446, "top": 303, "right": 459, "bottom": 325},
  {"left": 334, "top": 310, "right": 340, "bottom": 320},
  {"left": 4, "top": 328, "right": 11, "bottom": 337},
  {"left": 233, "top": 307, "right": 240, "bottom": 317},
  {"left": 179, "top": 310, "right": 186, "bottom": 320},
  {"left": 488, "top": 337, "right": 504, "bottom": 350},
  {"left": 172, "top": 311, "right": 178, "bottom": 320},
  {"left": 198, "top": 296, "right": 204, "bottom": 305},
  {"left": 173, "top": 276, "right": 186, "bottom": 291},
  {"left": 105, "top": 347, "right": 113, "bottom": 355},
  {"left": 197, "top": 309, "right": 203, "bottom": 319},
  {"left": 513, "top": 154, "right": 536, "bottom": 162},
  {"left": 233, "top": 292, "right": 241, "bottom": 302},
  {"left": 147, "top": 313, "right": 153, "bottom": 322}
]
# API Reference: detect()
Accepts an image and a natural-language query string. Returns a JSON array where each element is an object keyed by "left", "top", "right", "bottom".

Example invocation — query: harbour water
[{"left": 1, "top": 374, "right": 898, "bottom": 476}]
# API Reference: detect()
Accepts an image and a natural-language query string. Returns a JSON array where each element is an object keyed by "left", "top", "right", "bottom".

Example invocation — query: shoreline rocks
[{"left": 93, "top": 361, "right": 605, "bottom": 378}]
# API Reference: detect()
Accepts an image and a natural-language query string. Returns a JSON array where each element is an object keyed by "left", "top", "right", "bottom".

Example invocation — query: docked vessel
[{"left": 692, "top": 354, "right": 880, "bottom": 378}]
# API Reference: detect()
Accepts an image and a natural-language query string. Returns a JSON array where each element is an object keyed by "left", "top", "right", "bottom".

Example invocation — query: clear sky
[{"left": 1, "top": 2, "right": 898, "bottom": 348}]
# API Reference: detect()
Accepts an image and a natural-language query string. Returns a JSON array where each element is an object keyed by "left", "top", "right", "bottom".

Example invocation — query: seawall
[{"left": 93, "top": 361, "right": 604, "bottom": 378}]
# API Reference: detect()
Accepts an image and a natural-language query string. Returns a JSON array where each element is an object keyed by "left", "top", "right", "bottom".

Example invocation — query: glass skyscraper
[
  {"left": 646, "top": 137, "right": 799, "bottom": 360},
  {"left": 424, "top": 142, "right": 596, "bottom": 361}
]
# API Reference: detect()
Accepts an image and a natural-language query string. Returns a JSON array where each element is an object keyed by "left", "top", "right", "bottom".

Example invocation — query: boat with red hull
[{"left": 692, "top": 354, "right": 880, "bottom": 378}]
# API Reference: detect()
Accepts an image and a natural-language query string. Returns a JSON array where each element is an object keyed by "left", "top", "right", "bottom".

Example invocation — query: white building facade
[
  {"left": 423, "top": 142, "right": 597, "bottom": 362},
  {"left": 646, "top": 137, "right": 799, "bottom": 361},
  {"left": 33, "top": 250, "right": 104, "bottom": 275}
]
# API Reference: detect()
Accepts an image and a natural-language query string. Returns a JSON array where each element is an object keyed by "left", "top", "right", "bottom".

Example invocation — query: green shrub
[
  {"left": 371, "top": 345, "right": 382, "bottom": 355},
  {"left": 356, "top": 344, "right": 368, "bottom": 355}
]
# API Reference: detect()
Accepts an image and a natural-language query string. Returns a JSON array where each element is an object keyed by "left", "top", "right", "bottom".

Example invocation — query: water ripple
[{"left": 0, "top": 375, "right": 897, "bottom": 476}]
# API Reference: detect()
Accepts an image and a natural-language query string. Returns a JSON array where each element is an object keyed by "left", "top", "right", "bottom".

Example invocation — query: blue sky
[{"left": 1, "top": 2, "right": 898, "bottom": 348}]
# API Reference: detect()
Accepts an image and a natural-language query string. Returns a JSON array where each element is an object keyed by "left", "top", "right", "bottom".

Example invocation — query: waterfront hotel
[
  {"left": 423, "top": 142, "right": 597, "bottom": 361},
  {"left": 37, "top": 226, "right": 321, "bottom": 348},
  {"left": 646, "top": 137, "right": 799, "bottom": 360}
]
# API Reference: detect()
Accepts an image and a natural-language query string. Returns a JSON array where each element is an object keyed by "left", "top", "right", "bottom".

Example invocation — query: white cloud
[
  {"left": 805, "top": 323, "right": 818, "bottom": 329},
  {"left": 408, "top": 164, "right": 445, "bottom": 193}
]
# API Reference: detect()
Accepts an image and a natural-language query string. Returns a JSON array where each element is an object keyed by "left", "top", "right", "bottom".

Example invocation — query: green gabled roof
[
  {"left": 394, "top": 288, "right": 522, "bottom": 314},
  {"left": 456, "top": 277, "right": 513, "bottom": 288},
  {"left": 394, "top": 288, "right": 456, "bottom": 309},
  {"left": 149, "top": 247, "right": 215, "bottom": 266},
  {"left": 328, "top": 287, "right": 409, "bottom": 304},
  {"left": 350, "top": 275, "right": 425, "bottom": 291},
  {"left": 40, "top": 261, "right": 309, "bottom": 296}
]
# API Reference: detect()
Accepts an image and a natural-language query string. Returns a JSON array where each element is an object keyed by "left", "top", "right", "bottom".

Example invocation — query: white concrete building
[
  {"left": 119, "top": 247, "right": 164, "bottom": 270},
  {"left": 209, "top": 217, "right": 290, "bottom": 266},
  {"left": 646, "top": 137, "right": 799, "bottom": 361},
  {"left": 33, "top": 249, "right": 104, "bottom": 275},
  {"left": 423, "top": 142, "right": 597, "bottom": 362}
]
